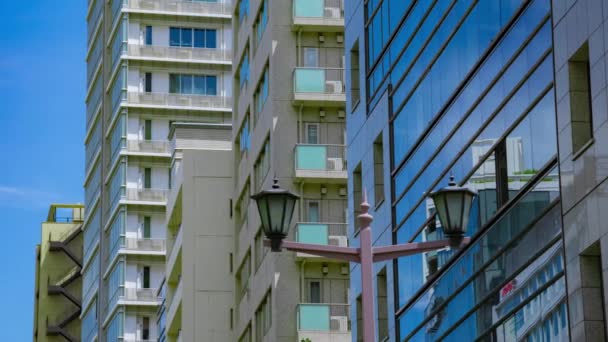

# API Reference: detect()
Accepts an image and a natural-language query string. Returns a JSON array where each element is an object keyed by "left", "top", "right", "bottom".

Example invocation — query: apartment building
[
  {"left": 83, "top": 0, "right": 232, "bottom": 340},
  {"left": 346, "top": 0, "right": 570, "bottom": 340},
  {"left": 156, "top": 122, "right": 233, "bottom": 341},
  {"left": 232, "top": 0, "right": 350, "bottom": 341},
  {"left": 33, "top": 204, "right": 84, "bottom": 342}
]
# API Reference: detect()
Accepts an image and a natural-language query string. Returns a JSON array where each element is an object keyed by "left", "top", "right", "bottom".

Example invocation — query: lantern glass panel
[
  {"left": 269, "top": 196, "right": 287, "bottom": 235},
  {"left": 446, "top": 192, "right": 464, "bottom": 231}
]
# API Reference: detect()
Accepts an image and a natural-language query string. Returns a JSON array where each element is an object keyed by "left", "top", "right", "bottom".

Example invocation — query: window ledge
[{"left": 572, "top": 138, "right": 594, "bottom": 161}]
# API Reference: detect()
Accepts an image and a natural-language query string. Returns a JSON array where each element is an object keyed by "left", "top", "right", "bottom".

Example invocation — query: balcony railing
[
  {"left": 295, "top": 144, "right": 347, "bottom": 180},
  {"left": 128, "top": 44, "right": 231, "bottom": 63},
  {"left": 121, "top": 287, "right": 160, "bottom": 303},
  {"left": 127, "top": 92, "right": 231, "bottom": 110},
  {"left": 297, "top": 303, "right": 350, "bottom": 332},
  {"left": 296, "top": 223, "right": 347, "bottom": 247},
  {"left": 166, "top": 227, "right": 183, "bottom": 276},
  {"left": 127, "top": 139, "right": 170, "bottom": 154},
  {"left": 293, "top": 0, "right": 344, "bottom": 25},
  {"left": 124, "top": 238, "right": 166, "bottom": 252},
  {"left": 126, "top": 188, "right": 168, "bottom": 203},
  {"left": 126, "top": 0, "right": 231, "bottom": 17},
  {"left": 293, "top": 68, "right": 345, "bottom": 101}
]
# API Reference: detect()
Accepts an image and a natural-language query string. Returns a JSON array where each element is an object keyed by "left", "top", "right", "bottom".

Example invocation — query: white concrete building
[{"left": 83, "top": 0, "right": 232, "bottom": 341}]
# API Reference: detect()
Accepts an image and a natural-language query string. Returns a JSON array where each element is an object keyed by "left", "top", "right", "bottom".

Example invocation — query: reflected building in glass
[{"left": 342, "top": 0, "right": 601, "bottom": 340}]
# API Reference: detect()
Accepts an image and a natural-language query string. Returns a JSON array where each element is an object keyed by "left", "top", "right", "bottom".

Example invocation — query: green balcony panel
[
  {"left": 295, "top": 69, "right": 326, "bottom": 93},
  {"left": 299, "top": 304, "right": 330, "bottom": 331},
  {"left": 294, "top": 0, "right": 324, "bottom": 17},
  {"left": 296, "top": 145, "right": 327, "bottom": 170},
  {"left": 298, "top": 224, "right": 329, "bottom": 245}
]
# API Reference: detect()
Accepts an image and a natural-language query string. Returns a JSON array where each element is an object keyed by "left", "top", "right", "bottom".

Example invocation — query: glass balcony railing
[
  {"left": 123, "top": 238, "right": 166, "bottom": 253},
  {"left": 126, "top": 139, "right": 170, "bottom": 154},
  {"left": 121, "top": 287, "right": 160, "bottom": 303},
  {"left": 294, "top": 144, "right": 347, "bottom": 175},
  {"left": 128, "top": 44, "right": 231, "bottom": 63},
  {"left": 293, "top": 67, "right": 345, "bottom": 97},
  {"left": 127, "top": 92, "right": 231, "bottom": 110},
  {"left": 296, "top": 222, "right": 348, "bottom": 247},
  {"left": 126, "top": 0, "right": 231, "bottom": 17},
  {"left": 297, "top": 303, "right": 350, "bottom": 332},
  {"left": 126, "top": 188, "right": 168, "bottom": 203},
  {"left": 293, "top": 0, "right": 344, "bottom": 23}
]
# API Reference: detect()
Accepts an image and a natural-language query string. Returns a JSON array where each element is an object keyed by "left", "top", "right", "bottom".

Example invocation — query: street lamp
[{"left": 252, "top": 178, "right": 476, "bottom": 342}]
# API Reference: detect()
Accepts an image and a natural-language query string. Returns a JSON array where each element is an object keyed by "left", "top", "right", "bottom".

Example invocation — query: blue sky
[{"left": 0, "top": 1, "right": 86, "bottom": 340}]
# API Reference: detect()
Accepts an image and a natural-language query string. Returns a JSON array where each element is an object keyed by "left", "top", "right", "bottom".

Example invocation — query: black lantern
[
  {"left": 430, "top": 176, "right": 476, "bottom": 237},
  {"left": 251, "top": 179, "right": 300, "bottom": 251}
]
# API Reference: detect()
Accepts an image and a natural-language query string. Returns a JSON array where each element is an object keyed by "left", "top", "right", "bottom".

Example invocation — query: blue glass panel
[
  {"left": 206, "top": 76, "right": 217, "bottom": 95},
  {"left": 298, "top": 224, "right": 329, "bottom": 245},
  {"left": 206, "top": 29, "right": 217, "bottom": 48},
  {"left": 294, "top": 0, "right": 324, "bottom": 17},
  {"left": 295, "top": 69, "right": 325, "bottom": 93},
  {"left": 296, "top": 145, "right": 327, "bottom": 170},
  {"left": 299, "top": 304, "right": 330, "bottom": 330}
]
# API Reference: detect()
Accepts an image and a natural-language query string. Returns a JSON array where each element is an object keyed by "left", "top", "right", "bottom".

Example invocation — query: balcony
[
  {"left": 166, "top": 279, "right": 183, "bottom": 334},
  {"left": 125, "top": 0, "right": 231, "bottom": 18},
  {"left": 120, "top": 287, "right": 161, "bottom": 305},
  {"left": 295, "top": 222, "right": 347, "bottom": 259},
  {"left": 294, "top": 144, "right": 347, "bottom": 181},
  {"left": 127, "top": 92, "right": 231, "bottom": 112},
  {"left": 166, "top": 227, "right": 183, "bottom": 278},
  {"left": 128, "top": 44, "right": 231, "bottom": 65},
  {"left": 125, "top": 188, "right": 168, "bottom": 204},
  {"left": 126, "top": 139, "right": 170, "bottom": 156},
  {"left": 123, "top": 238, "right": 166, "bottom": 254},
  {"left": 293, "top": 68, "right": 345, "bottom": 105},
  {"left": 297, "top": 304, "right": 351, "bottom": 342},
  {"left": 293, "top": 0, "right": 344, "bottom": 31}
]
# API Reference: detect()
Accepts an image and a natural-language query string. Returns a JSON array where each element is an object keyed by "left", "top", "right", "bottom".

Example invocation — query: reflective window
[{"left": 169, "top": 74, "right": 217, "bottom": 95}]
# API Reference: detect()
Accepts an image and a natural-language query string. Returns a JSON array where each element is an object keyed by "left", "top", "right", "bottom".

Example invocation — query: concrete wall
[{"left": 552, "top": 0, "right": 608, "bottom": 340}]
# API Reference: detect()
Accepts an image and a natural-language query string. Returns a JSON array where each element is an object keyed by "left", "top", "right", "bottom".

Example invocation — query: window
[
  {"left": 350, "top": 39, "right": 360, "bottom": 108},
  {"left": 353, "top": 163, "right": 363, "bottom": 222},
  {"left": 238, "top": 49, "right": 250, "bottom": 88},
  {"left": 238, "top": 115, "right": 250, "bottom": 153},
  {"left": 145, "top": 26, "right": 152, "bottom": 45},
  {"left": 144, "top": 72, "right": 152, "bottom": 93},
  {"left": 309, "top": 280, "right": 321, "bottom": 303},
  {"left": 236, "top": 252, "right": 251, "bottom": 299},
  {"left": 238, "top": 324, "right": 252, "bottom": 342},
  {"left": 254, "top": 65, "right": 269, "bottom": 116},
  {"left": 238, "top": 0, "right": 249, "bottom": 23},
  {"left": 254, "top": 0, "right": 268, "bottom": 44},
  {"left": 568, "top": 42, "right": 594, "bottom": 155},
  {"left": 144, "top": 119, "right": 152, "bottom": 140},
  {"left": 170, "top": 27, "right": 217, "bottom": 48},
  {"left": 143, "top": 216, "right": 151, "bottom": 238},
  {"left": 306, "top": 201, "right": 320, "bottom": 223},
  {"left": 254, "top": 228, "right": 268, "bottom": 270},
  {"left": 303, "top": 47, "right": 319, "bottom": 67},
  {"left": 373, "top": 134, "right": 384, "bottom": 205},
  {"left": 253, "top": 139, "right": 270, "bottom": 192},
  {"left": 305, "top": 123, "right": 319, "bottom": 144},
  {"left": 356, "top": 295, "right": 363, "bottom": 342},
  {"left": 169, "top": 74, "right": 217, "bottom": 95},
  {"left": 377, "top": 269, "right": 388, "bottom": 341},
  {"left": 255, "top": 291, "right": 271, "bottom": 341},
  {"left": 142, "top": 316, "right": 150, "bottom": 340},
  {"left": 142, "top": 266, "right": 150, "bottom": 288},
  {"left": 236, "top": 182, "right": 250, "bottom": 228},
  {"left": 144, "top": 168, "right": 151, "bottom": 189}
]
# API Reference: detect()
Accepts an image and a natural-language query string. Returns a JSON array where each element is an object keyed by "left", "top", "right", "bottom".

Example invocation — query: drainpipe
[
  {"left": 297, "top": 29, "right": 302, "bottom": 66},
  {"left": 298, "top": 104, "right": 303, "bottom": 143},
  {"left": 300, "top": 260, "right": 306, "bottom": 302}
]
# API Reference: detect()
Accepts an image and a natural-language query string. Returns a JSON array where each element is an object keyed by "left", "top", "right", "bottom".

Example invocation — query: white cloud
[{"left": 0, "top": 185, "right": 61, "bottom": 209}]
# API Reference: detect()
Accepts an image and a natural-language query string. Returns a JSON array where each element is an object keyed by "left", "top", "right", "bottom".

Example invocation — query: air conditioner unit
[
  {"left": 319, "top": 109, "right": 326, "bottom": 118},
  {"left": 325, "top": 7, "right": 341, "bottom": 19},
  {"left": 337, "top": 34, "right": 344, "bottom": 43},
  {"left": 330, "top": 316, "right": 349, "bottom": 332},
  {"left": 338, "top": 110, "right": 345, "bottom": 118},
  {"left": 327, "top": 157, "right": 344, "bottom": 171},
  {"left": 339, "top": 187, "right": 347, "bottom": 196},
  {"left": 318, "top": 34, "right": 325, "bottom": 43},
  {"left": 326, "top": 80, "right": 343, "bottom": 93},
  {"left": 320, "top": 185, "right": 327, "bottom": 195},
  {"left": 329, "top": 235, "right": 348, "bottom": 247}
]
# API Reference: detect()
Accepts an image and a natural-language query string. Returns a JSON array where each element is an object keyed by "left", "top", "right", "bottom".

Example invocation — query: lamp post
[{"left": 252, "top": 178, "right": 475, "bottom": 342}]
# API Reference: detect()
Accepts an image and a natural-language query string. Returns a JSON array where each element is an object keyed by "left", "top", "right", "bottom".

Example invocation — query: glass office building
[{"left": 345, "top": 0, "right": 572, "bottom": 340}]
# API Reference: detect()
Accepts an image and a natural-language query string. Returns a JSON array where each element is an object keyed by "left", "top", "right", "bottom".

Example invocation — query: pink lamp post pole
[{"left": 263, "top": 192, "right": 470, "bottom": 342}]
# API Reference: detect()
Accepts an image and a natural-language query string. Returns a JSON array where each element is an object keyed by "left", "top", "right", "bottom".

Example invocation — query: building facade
[
  {"left": 33, "top": 204, "right": 85, "bottom": 342},
  {"left": 158, "top": 122, "right": 234, "bottom": 341},
  {"left": 345, "top": 0, "right": 573, "bottom": 340},
  {"left": 83, "top": 0, "right": 232, "bottom": 340},
  {"left": 232, "top": 0, "right": 351, "bottom": 341}
]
